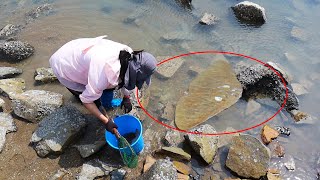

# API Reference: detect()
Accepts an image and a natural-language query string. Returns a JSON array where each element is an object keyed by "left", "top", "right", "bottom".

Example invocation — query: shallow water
[{"left": 0, "top": 0, "right": 319, "bottom": 179}]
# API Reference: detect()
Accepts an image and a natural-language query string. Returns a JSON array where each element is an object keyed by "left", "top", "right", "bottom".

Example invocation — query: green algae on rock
[{"left": 175, "top": 60, "right": 242, "bottom": 130}]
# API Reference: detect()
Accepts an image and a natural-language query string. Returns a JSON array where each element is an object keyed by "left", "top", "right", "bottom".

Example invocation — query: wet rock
[
  {"left": 0, "top": 78, "right": 25, "bottom": 99},
  {"left": 217, "top": 127, "right": 240, "bottom": 148},
  {"left": 284, "top": 52, "right": 297, "bottom": 63},
  {"left": 291, "top": 83, "right": 308, "bottom": 96},
  {"left": 291, "top": 26, "right": 308, "bottom": 41},
  {"left": 25, "top": 4, "right": 54, "bottom": 22},
  {"left": 199, "top": 13, "right": 219, "bottom": 25},
  {"left": 0, "top": 67, "right": 23, "bottom": 79},
  {"left": 155, "top": 56, "right": 184, "bottom": 79},
  {"left": 284, "top": 155, "right": 295, "bottom": 170},
  {"left": 163, "top": 130, "right": 183, "bottom": 147},
  {"left": 226, "top": 135, "right": 270, "bottom": 179},
  {"left": 185, "top": 124, "right": 219, "bottom": 164},
  {"left": 245, "top": 99, "right": 261, "bottom": 115},
  {"left": 123, "top": 7, "right": 148, "bottom": 25},
  {"left": 0, "top": 41, "right": 34, "bottom": 61},
  {"left": 34, "top": 67, "right": 57, "bottom": 83},
  {"left": 175, "top": 60, "right": 242, "bottom": 130},
  {"left": 266, "top": 62, "right": 293, "bottom": 83},
  {"left": 0, "top": 24, "right": 21, "bottom": 40},
  {"left": 110, "top": 169, "right": 126, "bottom": 180},
  {"left": 140, "top": 159, "right": 177, "bottom": 180},
  {"left": 49, "top": 168, "right": 69, "bottom": 180},
  {"left": 289, "top": 109, "right": 313, "bottom": 122},
  {"left": 173, "top": 161, "right": 190, "bottom": 175},
  {"left": 236, "top": 62, "right": 299, "bottom": 113},
  {"left": 30, "top": 105, "right": 87, "bottom": 157},
  {"left": 158, "top": 147, "right": 191, "bottom": 161},
  {"left": 232, "top": 1, "right": 266, "bottom": 26},
  {"left": 261, "top": 125, "right": 279, "bottom": 145},
  {"left": 0, "top": 127, "right": 6, "bottom": 152},
  {"left": 143, "top": 156, "right": 157, "bottom": 173},
  {"left": 270, "top": 141, "right": 285, "bottom": 158},
  {"left": 0, "top": 98, "right": 4, "bottom": 110},
  {"left": 161, "top": 31, "right": 195, "bottom": 42},
  {"left": 0, "top": 112, "right": 17, "bottom": 133},
  {"left": 73, "top": 115, "right": 105, "bottom": 158},
  {"left": 12, "top": 90, "right": 63, "bottom": 122}
]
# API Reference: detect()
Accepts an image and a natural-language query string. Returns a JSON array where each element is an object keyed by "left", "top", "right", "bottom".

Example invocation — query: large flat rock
[{"left": 175, "top": 60, "right": 242, "bottom": 130}]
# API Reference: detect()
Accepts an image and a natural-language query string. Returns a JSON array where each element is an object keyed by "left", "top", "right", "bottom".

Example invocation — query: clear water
[{"left": 0, "top": 0, "right": 319, "bottom": 179}]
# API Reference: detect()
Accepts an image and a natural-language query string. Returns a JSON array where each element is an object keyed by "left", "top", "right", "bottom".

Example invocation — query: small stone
[
  {"left": 290, "top": 110, "right": 311, "bottom": 122},
  {"left": 267, "top": 172, "right": 281, "bottom": 180},
  {"left": 177, "top": 173, "right": 189, "bottom": 180},
  {"left": 268, "top": 168, "right": 280, "bottom": 175},
  {"left": 143, "top": 156, "right": 156, "bottom": 173},
  {"left": 173, "top": 161, "right": 190, "bottom": 175},
  {"left": 291, "top": 83, "right": 308, "bottom": 96},
  {"left": 270, "top": 141, "right": 285, "bottom": 157},
  {"left": 284, "top": 156, "right": 295, "bottom": 171},
  {"left": 245, "top": 99, "right": 261, "bottom": 115},
  {"left": 34, "top": 67, "right": 57, "bottom": 83},
  {"left": 261, "top": 125, "right": 279, "bottom": 144},
  {"left": 199, "top": 13, "right": 219, "bottom": 25}
]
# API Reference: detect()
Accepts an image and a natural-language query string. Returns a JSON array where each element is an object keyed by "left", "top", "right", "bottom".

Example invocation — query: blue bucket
[{"left": 105, "top": 114, "right": 144, "bottom": 154}]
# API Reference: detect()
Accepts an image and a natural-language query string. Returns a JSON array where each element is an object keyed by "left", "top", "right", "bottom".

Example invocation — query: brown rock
[
  {"left": 267, "top": 172, "right": 281, "bottom": 180},
  {"left": 178, "top": 173, "right": 189, "bottom": 180},
  {"left": 268, "top": 168, "right": 280, "bottom": 175},
  {"left": 157, "top": 147, "right": 191, "bottom": 161},
  {"left": 173, "top": 161, "right": 190, "bottom": 175},
  {"left": 143, "top": 156, "right": 156, "bottom": 173},
  {"left": 261, "top": 125, "right": 279, "bottom": 144},
  {"left": 273, "top": 142, "right": 285, "bottom": 157}
]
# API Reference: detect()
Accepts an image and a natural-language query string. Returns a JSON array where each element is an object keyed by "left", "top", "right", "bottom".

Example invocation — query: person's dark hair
[{"left": 118, "top": 49, "right": 144, "bottom": 88}]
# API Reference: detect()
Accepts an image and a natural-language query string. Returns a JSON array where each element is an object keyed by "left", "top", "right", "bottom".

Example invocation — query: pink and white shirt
[{"left": 49, "top": 35, "right": 132, "bottom": 103}]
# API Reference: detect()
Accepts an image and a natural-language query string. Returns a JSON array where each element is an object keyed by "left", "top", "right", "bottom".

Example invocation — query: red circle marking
[{"left": 136, "top": 50, "right": 288, "bottom": 136}]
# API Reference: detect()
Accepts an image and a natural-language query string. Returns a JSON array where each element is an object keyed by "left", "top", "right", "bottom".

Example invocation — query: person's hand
[
  {"left": 105, "top": 120, "right": 118, "bottom": 133},
  {"left": 121, "top": 95, "right": 132, "bottom": 113}
]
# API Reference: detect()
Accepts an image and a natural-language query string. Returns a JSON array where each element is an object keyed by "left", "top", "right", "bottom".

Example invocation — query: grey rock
[
  {"left": 0, "top": 112, "right": 17, "bottom": 133},
  {"left": 161, "top": 31, "right": 194, "bottom": 42},
  {"left": 284, "top": 155, "right": 295, "bottom": 171},
  {"left": 25, "top": 4, "right": 54, "bottom": 22},
  {"left": 73, "top": 115, "right": 106, "bottom": 158},
  {"left": 236, "top": 63, "right": 299, "bottom": 112},
  {"left": 155, "top": 56, "right": 184, "bottom": 79},
  {"left": 0, "top": 41, "right": 34, "bottom": 61},
  {"left": 199, "top": 13, "right": 219, "bottom": 25},
  {"left": 34, "top": 67, "right": 57, "bottom": 83},
  {"left": 0, "top": 67, "right": 23, "bottom": 79},
  {"left": 0, "top": 98, "right": 4, "bottom": 110},
  {"left": 163, "top": 130, "right": 183, "bottom": 147},
  {"left": 159, "top": 147, "right": 191, "bottom": 161},
  {"left": 232, "top": 1, "right": 266, "bottom": 25},
  {"left": 30, "top": 105, "right": 87, "bottom": 157},
  {"left": 123, "top": 7, "right": 148, "bottom": 25},
  {"left": 140, "top": 159, "right": 177, "bottom": 180},
  {"left": 78, "top": 159, "right": 115, "bottom": 180},
  {"left": 226, "top": 135, "right": 270, "bottom": 179},
  {"left": 0, "top": 24, "right": 21, "bottom": 40},
  {"left": 110, "top": 169, "right": 126, "bottom": 180},
  {"left": 0, "top": 78, "right": 25, "bottom": 99},
  {"left": 185, "top": 124, "right": 219, "bottom": 164},
  {"left": 0, "top": 126, "right": 6, "bottom": 152},
  {"left": 12, "top": 90, "right": 63, "bottom": 122}
]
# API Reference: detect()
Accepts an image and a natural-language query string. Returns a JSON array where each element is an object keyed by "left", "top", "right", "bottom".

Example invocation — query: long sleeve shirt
[{"left": 49, "top": 35, "right": 132, "bottom": 103}]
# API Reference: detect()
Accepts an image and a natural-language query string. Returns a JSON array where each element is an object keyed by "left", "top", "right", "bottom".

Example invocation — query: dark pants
[{"left": 67, "top": 88, "right": 114, "bottom": 108}]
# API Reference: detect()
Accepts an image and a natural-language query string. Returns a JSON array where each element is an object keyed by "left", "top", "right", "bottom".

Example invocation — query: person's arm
[{"left": 83, "top": 102, "right": 109, "bottom": 124}]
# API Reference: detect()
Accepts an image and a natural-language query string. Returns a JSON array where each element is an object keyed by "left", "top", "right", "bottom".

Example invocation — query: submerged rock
[
  {"left": 30, "top": 105, "right": 87, "bottom": 157},
  {"left": 245, "top": 99, "right": 261, "bottom": 115},
  {"left": 12, "top": 90, "right": 63, "bottom": 122},
  {"left": 0, "top": 41, "right": 34, "bottom": 61},
  {"left": 232, "top": 1, "right": 266, "bottom": 26},
  {"left": 73, "top": 115, "right": 106, "bottom": 158},
  {"left": 0, "top": 24, "right": 21, "bottom": 40},
  {"left": 140, "top": 159, "right": 177, "bottom": 180},
  {"left": 291, "top": 26, "right": 308, "bottom": 41},
  {"left": 155, "top": 56, "right": 184, "bottom": 80},
  {"left": 185, "top": 124, "right": 219, "bottom": 164},
  {"left": 226, "top": 135, "right": 270, "bottom": 179},
  {"left": 0, "top": 67, "right": 23, "bottom": 79},
  {"left": 25, "top": 4, "right": 54, "bottom": 22},
  {"left": 291, "top": 83, "right": 308, "bottom": 96},
  {"left": 175, "top": 60, "right": 242, "bottom": 130},
  {"left": 34, "top": 67, "right": 57, "bottom": 83},
  {"left": 0, "top": 78, "right": 25, "bottom": 99}
]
